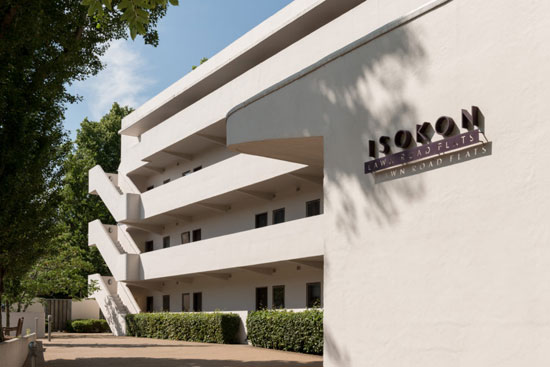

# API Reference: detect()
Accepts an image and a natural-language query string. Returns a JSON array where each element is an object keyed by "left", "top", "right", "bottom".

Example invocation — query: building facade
[{"left": 89, "top": 0, "right": 550, "bottom": 365}]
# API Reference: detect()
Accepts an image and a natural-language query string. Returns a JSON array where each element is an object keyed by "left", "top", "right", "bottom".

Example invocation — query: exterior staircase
[
  {"left": 114, "top": 241, "right": 125, "bottom": 254},
  {"left": 112, "top": 294, "right": 129, "bottom": 314}
]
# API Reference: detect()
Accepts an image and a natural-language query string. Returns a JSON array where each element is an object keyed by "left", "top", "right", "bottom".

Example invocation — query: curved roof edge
[
  {"left": 226, "top": 0, "right": 453, "bottom": 124},
  {"left": 120, "top": 0, "right": 365, "bottom": 137}
]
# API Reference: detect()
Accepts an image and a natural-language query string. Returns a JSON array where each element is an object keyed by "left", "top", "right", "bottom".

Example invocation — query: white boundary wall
[
  {"left": 0, "top": 333, "right": 36, "bottom": 367},
  {"left": 1, "top": 312, "right": 44, "bottom": 339}
]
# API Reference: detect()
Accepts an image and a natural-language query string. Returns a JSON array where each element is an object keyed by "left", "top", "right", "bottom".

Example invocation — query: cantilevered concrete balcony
[
  {"left": 89, "top": 165, "right": 140, "bottom": 223},
  {"left": 137, "top": 154, "right": 307, "bottom": 221},
  {"left": 138, "top": 214, "right": 325, "bottom": 281},
  {"left": 90, "top": 155, "right": 311, "bottom": 230}
]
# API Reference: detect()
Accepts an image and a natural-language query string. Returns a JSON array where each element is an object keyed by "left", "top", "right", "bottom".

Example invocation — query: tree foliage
[
  {"left": 59, "top": 103, "right": 132, "bottom": 277},
  {"left": 83, "top": 0, "right": 177, "bottom": 41},
  {"left": 0, "top": 0, "right": 163, "bottom": 340},
  {"left": 192, "top": 57, "right": 209, "bottom": 70}
]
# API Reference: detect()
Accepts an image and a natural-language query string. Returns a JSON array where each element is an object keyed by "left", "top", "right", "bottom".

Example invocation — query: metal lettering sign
[{"left": 364, "top": 106, "right": 487, "bottom": 175}]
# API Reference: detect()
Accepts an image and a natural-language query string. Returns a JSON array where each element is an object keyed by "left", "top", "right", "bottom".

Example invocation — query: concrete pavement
[{"left": 41, "top": 333, "right": 323, "bottom": 367}]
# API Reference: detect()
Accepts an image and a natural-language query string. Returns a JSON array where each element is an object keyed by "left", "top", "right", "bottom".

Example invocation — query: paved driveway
[{"left": 42, "top": 333, "right": 323, "bottom": 367}]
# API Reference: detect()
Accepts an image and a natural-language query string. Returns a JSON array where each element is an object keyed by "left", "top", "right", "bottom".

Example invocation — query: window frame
[
  {"left": 163, "top": 236, "right": 170, "bottom": 249},
  {"left": 181, "top": 231, "right": 191, "bottom": 244},
  {"left": 192, "top": 229, "right": 202, "bottom": 242},
  {"left": 255, "top": 212, "right": 268, "bottom": 228},
  {"left": 272, "top": 285, "right": 285, "bottom": 309},
  {"left": 162, "top": 295, "right": 170, "bottom": 312},
  {"left": 193, "top": 292, "right": 202, "bottom": 312},
  {"left": 146, "top": 296, "right": 154, "bottom": 313},
  {"left": 272, "top": 208, "right": 285, "bottom": 224},
  {"left": 182, "top": 293, "right": 190, "bottom": 312},
  {"left": 145, "top": 240, "right": 154, "bottom": 253},
  {"left": 306, "top": 282, "right": 322, "bottom": 308},
  {"left": 306, "top": 199, "right": 321, "bottom": 217},
  {"left": 255, "top": 287, "right": 268, "bottom": 311}
]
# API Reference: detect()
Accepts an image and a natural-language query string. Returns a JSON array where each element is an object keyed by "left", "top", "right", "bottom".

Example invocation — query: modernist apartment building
[{"left": 89, "top": 0, "right": 550, "bottom": 365}]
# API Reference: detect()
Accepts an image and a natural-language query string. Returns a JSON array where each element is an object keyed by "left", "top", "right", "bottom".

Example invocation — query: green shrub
[
  {"left": 68, "top": 319, "right": 110, "bottom": 333},
  {"left": 247, "top": 309, "right": 323, "bottom": 355},
  {"left": 125, "top": 312, "right": 241, "bottom": 344}
]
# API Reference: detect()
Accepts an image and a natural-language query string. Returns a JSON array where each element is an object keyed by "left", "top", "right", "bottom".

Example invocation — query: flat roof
[{"left": 120, "top": 0, "right": 365, "bottom": 136}]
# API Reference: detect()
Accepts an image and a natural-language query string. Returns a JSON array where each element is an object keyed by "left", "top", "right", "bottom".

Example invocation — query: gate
[{"left": 44, "top": 299, "right": 72, "bottom": 331}]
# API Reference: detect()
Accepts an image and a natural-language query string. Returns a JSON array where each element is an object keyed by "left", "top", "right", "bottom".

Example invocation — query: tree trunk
[
  {"left": 5, "top": 304, "right": 9, "bottom": 330},
  {"left": 0, "top": 269, "right": 4, "bottom": 342}
]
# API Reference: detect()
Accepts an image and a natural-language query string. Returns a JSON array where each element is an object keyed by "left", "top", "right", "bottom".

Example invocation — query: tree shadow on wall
[
  {"left": 313, "top": 27, "right": 429, "bottom": 236},
  {"left": 233, "top": 26, "right": 430, "bottom": 235},
  {"left": 279, "top": 26, "right": 430, "bottom": 366}
]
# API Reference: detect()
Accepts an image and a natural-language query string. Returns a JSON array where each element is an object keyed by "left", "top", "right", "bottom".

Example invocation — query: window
[
  {"left": 163, "top": 236, "right": 170, "bottom": 249},
  {"left": 181, "top": 231, "right": 190, "bottom": 244},
  {"left": 182, "top": 293, "right": 190, "bottom": 312},
  {"left": 146, "top": 185, "right": 155, "bottom": 191},
  {"left": 256, "top": 287, "right": 268, "bottom": 310},
  {"left": 146, "top": 296, "right": 154, "bottom": 312},
  {"left": 272, "top": 208, "right": 285, "bottom": 224},
  {"left": 193, "top": 166, "right": 202, "bottom": 172},
  {"left": 255, "top": 212, "right": 268, "bottom": 228},
  {"left": 306, "top": 199, "right": 321, "bottom": 217},
  {"left": 307, "top": 282, "right": 322, "bottom": 308},
  {"left": 182, "top": 170, "right": 191, "bottom": 177},
  {"left": 145, "top": 240, "right": 154, "bottom": 252},
  {"left": 272, "top": 285, "right": 285, "bottom": 309},
  {"left": 163, "top": 178, "right": 171, "bottom": 184},
  {"left": 192, "top": 229, "right": 202, "bottom": 242},
  {"left": 193, "top": 292, "right": 202, "bottom": 312},
  {"left": 163, "top": 295, "right": 170, "bottom": 312}
]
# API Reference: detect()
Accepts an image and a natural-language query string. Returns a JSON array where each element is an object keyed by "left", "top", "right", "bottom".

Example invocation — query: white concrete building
[{"left": 89, "top": 0, "right": 550, "bottom": 365}]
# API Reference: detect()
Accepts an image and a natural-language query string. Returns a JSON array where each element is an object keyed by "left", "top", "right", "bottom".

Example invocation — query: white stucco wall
[
  {"left": 1, "top": 312, "right": 44, "bottom": 339},
  {"left": 0, "top": 334, "right": 36, "bottom": 367},
  {"left": 71, "top": 299, "right": 100, "bottom": 320},
  {"left": 226, "top": 0, "right": 550, "bottom": 365}
]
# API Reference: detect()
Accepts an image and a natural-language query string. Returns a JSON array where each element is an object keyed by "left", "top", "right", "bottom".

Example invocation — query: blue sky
[{"left": 64, "top": 0, "right": 292, "bottom": 139}]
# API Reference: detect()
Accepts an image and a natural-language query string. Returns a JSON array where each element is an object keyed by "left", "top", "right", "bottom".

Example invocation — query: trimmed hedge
[
  {"left": 67, "top": 319, "right": 110, "bottom": 333},
  {"left": 126, "top": 312, "right": 241, "bottom": 344},
  {"left": 247, "top": 309, "right": 323, "bottom": 355}
]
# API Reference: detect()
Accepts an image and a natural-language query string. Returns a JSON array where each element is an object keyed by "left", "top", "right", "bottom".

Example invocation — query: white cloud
[{"left": 79, "top": 40, "right": 155, "bottom": 120}]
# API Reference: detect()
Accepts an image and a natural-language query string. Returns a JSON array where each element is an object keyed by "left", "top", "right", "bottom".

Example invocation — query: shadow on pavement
[
  {"left": 45, "top": 357, "right": 323, "bottom": 367},
  {"left": 45, "top": 343, "right": 210, "bottom": 348}
]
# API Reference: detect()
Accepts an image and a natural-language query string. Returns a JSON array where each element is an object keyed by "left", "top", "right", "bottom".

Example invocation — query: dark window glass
[
  {"left": 255, "top": 213, "right": 268, "bottom": 228},
  {"left": 272, "top": 285, "right": 285, "bottom": 309},
  {"left": 193, "top": 292, "right": 202, "bottom": 312},
  {"left": 192, "top": 229, "right": 202, "bottom": 242},
  {"left": 181, "top": 231, "right": 190, "bottom": 244},
  {"left": 306, "top": 199, "right": 321, "bottom": 217},
  {"left": 193, "top": 166, "right": 202, "bottom": 172},
  {"left": 145, "top": 240, "right": 154, "bottom": 252},
  {"left": 182, "top": 170, "right": 191, "bottom": 177},
  {"left": 146, "top": 185, "right": 154, "bottom": 191},
  {"left": 146, "top": 296, "right": 154, "bottom": 312},
  {"left": 163, "top": 295, "right": 170, "bottom": 312},
  {"left": 255, "top": 287, "right": 268, "bottom": 310},
  {"left": 163, "top": 178, "right": 171, "bottom": 184},
  {"left": 272, "top": 208, "right": 285, "bottom": 224},
  {"left": 307, "top": 282, "right": 322, "bottom": 308},
  {"left": 182, "top": 293, "right": 190, "bottom": 312},
  {"left": 163, "top": 236, "right": 170, "bottom": 248}
]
